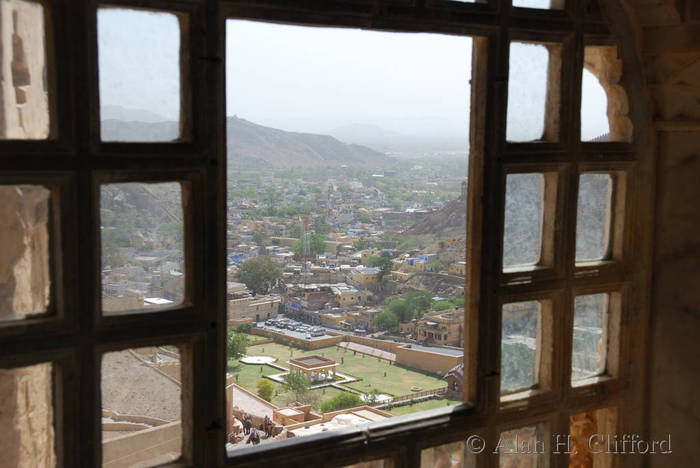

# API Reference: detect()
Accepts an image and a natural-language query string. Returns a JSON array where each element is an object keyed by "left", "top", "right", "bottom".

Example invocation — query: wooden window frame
[{"left": 0, "top": 0, "right": 654, "bottom": 467}]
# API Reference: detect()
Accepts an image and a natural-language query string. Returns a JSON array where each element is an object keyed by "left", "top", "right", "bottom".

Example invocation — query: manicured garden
[{"left": 228, "top": 336, "right": 449, "bottom": 414}]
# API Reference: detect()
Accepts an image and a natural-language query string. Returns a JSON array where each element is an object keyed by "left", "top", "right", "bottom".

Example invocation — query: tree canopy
[
  {"left": 235, "top": 256, "right": 282, "bottom": 295},
  {"left": 320, "top": 392, "right": 363, "bottom": 413},
  {"left": 292, "top": 232, "right": 326, "bottom": 260},
  {"left": 256, "top": 379, "right": 274, "bottom": 402},
  {"left": 282, "top": 372, "right": 312, "bottom": 402},
  {"left": 374, "top": 309, "right": 399, "bottom": 331},
  {"left": 366, "top": 252, "right": 394, "bottom": 280},
  {"left": 227, "top": 329, "right": 249, "bottom": 359}
]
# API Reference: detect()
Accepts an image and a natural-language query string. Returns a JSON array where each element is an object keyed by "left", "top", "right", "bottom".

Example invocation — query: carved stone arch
[{"left": 583, "top": 45, "right": 634, "bottom": 142}]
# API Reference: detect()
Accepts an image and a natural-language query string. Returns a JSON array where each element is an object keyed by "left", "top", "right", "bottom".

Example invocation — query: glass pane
[
  {"left": 98, "top": 8, "right": 181, "bottom": 142},
  {"left": 513, "top": 0, "right": 564, "bottom": 9},
  {"left": 572, "top": 294, "right": 607, "bottom": 381},
  {"left": 501, "top": 301, "right": 539, "bottom": 394},
  {"left": 225, "top": 20, "right": 472, "bottom": 451},
  {"left": 0, "top": 0, "right": 50, "bottom": 139},
  {"left": 503, "top": 174, "right": 544, "bottom": 269},
  {"left": 422, "top": 441, "right": 474, "bottom": 467},
  {"left": 576, "top": 174, "right": 613, "bottom": 262},
  {"left": 0, "top": 362, "right": 55, "bottom": 467},
  {"left": 581, "top": 68, "right": 610, "bottom": 141},
  {"left": 102, "top": 347, "right": 182, "bottom": 467},
  {"left": 100, "top": 182, "right": 185, "bottom": 315},
  {"left": 0, "top": 184, "right": 52, "bottom": 322},
  {"left": 507, "top": 42, "right": 550, "bottom": 142},
  {"left": 498, "top": 425, "right": 544, "bottom": 468},
  {"left": 570, "top": 408, "right": 618, "bottom": 466},
  {"left": 343, "top": 459, "right": 393, "bottom": 468}
]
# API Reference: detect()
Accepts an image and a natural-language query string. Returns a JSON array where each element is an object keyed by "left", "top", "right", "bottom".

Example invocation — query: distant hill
[
  {"left": 227, "top": 116, "right": 390, "bottom": 168},
  {"left": 404, "top": 185, "right": 467, "bottom": 238},
  {"left": 101, "top": 113, "right": 390, "bottom": 168},
  {"left": 101, "top": 104, "right": 172, "bottom": 123}
]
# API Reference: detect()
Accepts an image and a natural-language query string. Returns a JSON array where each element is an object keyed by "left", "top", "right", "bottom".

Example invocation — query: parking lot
[{"left": 255, "top": 318, "right": 330, "bottom": 341}]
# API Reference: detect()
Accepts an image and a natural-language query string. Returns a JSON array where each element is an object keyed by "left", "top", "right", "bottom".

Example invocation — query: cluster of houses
[{"left": 102, "top": 253, "right": 184, "bottom": 313}]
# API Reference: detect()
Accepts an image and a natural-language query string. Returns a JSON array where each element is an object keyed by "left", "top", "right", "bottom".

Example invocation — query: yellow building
[
  {"left": 414, "top": 309, "right": 464, "bottom": 347},
  {"left": 448, "top": 261, "right": 466, "bottom": 276},
  {"left": 352, "top": 267, "right": 380, "bottom": 285}
]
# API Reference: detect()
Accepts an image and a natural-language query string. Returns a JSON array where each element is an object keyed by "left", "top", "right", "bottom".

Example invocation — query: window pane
[
  {"left": 0, "top": 362, "right": 55, "bottom": 467},
  {"left": 343, "top": 459, "right": 393, "bottom": 468},
  {"left": 570, "top": 408, "right": 618, "bottom": 467},
  {"left": 422, "top": 440, "right": 474, "bottom": 467},
  {"left": 503, "top": 174, "right": 544, "bottom": 269},
  {"left": 512, "top": 0, "right": 564, "bottom": 10},
  {"left": 102, "top": 347, "right": 182, "bottom": 467},
  {"left": 0, "top": 0, "right": 50, "bottom": 139},
  {"left": 100, "top": 182, "right": 185, "bottom": 315},
  {"left": 225, "top": 20, "right": 472, "bottom": 452},
  {"left": 498, "top": 425, "right": 544, "bottom": 468},
  {"left": 0, "top": 184, "right": 52, "bottom": 322},
  {"left": 572, "top": 294, "right": 607, "bottom": 381},
  {"left": 98, "top": 8, "right": 181, "bottom": 142},
  {"left": 507, "top": 42, "right": 549, "bottom": 142},
  {"left": 501, "top": 301, "right": 539, "bottom": 394},
  {"left": 576, "top": 174, "right": 613, "bottom": 262},
  {"left": 581, "top": 68, "right": 610, "bottom": 142}
]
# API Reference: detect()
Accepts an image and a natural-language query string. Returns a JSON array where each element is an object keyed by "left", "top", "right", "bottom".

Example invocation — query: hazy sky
[{"left": 97, "top": 10, "right": 609, "bottom": 141}]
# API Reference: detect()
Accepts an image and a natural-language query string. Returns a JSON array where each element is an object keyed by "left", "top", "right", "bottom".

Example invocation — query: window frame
[{"left": 0, "top": 0, "right": 654, "bottom": 467}]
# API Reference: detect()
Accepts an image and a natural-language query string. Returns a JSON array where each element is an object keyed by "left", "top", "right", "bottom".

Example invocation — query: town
[{"left": 99, "top": 146, "right": 602, "bottom": 454}]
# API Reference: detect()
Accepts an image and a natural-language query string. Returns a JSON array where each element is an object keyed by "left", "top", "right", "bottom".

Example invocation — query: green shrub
[{"left": 321, "top": 392, "right": 363, "bottom": 413}]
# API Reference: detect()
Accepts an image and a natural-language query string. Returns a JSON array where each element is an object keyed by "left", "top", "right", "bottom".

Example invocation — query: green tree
[
  {"left": 282, "top": 372, "right": 312, "bottom": 403},
  {"left": 292, "top": 233, "right": 326, "bottom": 260},
  {"left": 156, "top": 221, "right": 183, "bottom": 249},
  {"left": 236, "top": 323, "right": 253, "bottom": 333},
  {"left": 256, "top": 379, "right": 275, "bottom": 402},
  {"left": 374, "top": 310, "right": 399, "bottom": 331},
  {"left": 287, "top": 223, "right": 302, "bottom": 239},
  {"left": 366, "top": 252, "right": 394, "bottom": 280},
  {"left": 433, "top": 300, "right": 453, "bottom": 311},
  {"left": 356, "top": 214, "right": 372, "bottom": 224},
  {"left": 313, "top": 214, "right": 327, "bottom": 234},
  {"left": 320, "top": 392, "right": 363, "bottom": 412},
  {"left": 235, "top": 256, "right": 282, "bottom": 295},
  {"left": 353, "top": 238, "right": 368, "bottom": 250},
  {"left": 227, "top": 329, "right": 249, "bottom": 359},
  {"left": 252, "top": 230, "right": 267, "bottom": 246}
]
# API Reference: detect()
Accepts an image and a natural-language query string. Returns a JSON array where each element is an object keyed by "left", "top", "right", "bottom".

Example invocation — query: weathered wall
[
  {"left": 394, "top": 347, "right": 461, "bottom": 376},
  {"left": 623, "top": 1, "right": 700, "bottom": 466},
  {"left": 102, "top": 421, "right": 181, "bottom": 468},
  {"left": 0, "top": 183, "right": 54, "bottom": 467},
  {"left": 0, "top": 363, "right": 55, "bottom": 468}
]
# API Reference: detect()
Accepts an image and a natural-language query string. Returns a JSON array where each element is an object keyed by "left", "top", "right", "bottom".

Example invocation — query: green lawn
[
  {"left": 227, "top": 357, "right": 348, "bottom": 411},
  {"left": 386, "top": 398, "right": 462, "bottom": 416},
  {"left": 235, "top": 341, "right": 447, "bottom": 398}
]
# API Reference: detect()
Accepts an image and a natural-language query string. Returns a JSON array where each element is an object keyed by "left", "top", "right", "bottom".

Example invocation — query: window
[{"left": 0, "top": 1, "right": 647, "bottom": 467}]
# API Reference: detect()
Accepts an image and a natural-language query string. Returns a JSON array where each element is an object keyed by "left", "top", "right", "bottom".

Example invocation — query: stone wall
[
  {"left": 0, "top": 183, "right": 53, "bottom": 467},
  {"left": 394, "top": 347, "right": 461, "bottom": 376},
  {"left": 622, "top": 2, "right": 700, "bottom": 467},
  {"left": 102, "top": 421, "right": 181, "bottom": 468}
]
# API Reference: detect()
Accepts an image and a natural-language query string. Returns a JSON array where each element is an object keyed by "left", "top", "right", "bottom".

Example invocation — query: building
[
  {"left": 444, "top": 363, "right": 463, "bottom": 399},
  {"left": 400, "top": 308, "right": 464, "bottom": 347},
  {"left": 351, "top": 267, "right": 380, "bottom": 285},
  {"left": 226, "top": 281, "right": 281, "bottom": 323},
  {"left": 287, "top": 355, "right": 337, "bottom": 383},
  {"left": 448, "top": 261, "right": 466, "bottom": 276}
]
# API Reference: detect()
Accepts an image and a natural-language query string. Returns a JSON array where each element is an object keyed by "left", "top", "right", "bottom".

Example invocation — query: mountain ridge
[{"left": 100, "top": 113, "right": 390, "bottom": 168}]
